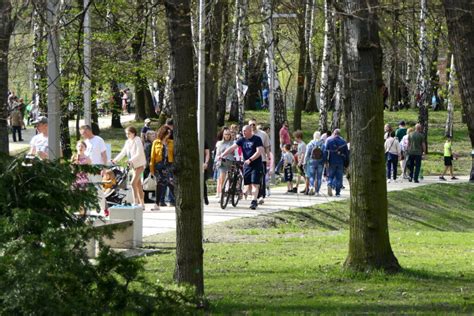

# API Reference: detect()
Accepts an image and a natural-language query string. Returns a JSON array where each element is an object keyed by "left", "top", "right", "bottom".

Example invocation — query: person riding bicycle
[{"left": 217, "top": 125, "right": 264, "bottom": 210}]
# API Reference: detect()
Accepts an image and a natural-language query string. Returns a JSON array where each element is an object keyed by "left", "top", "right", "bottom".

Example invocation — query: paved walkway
[
  {"left": 8, "top": 114, "right": 135, "bottom": 155},
  {"left": 141, "top": 175, "right": 469, "bottom": 238}
]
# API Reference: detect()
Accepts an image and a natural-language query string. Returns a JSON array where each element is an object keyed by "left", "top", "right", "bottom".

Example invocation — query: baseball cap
[
  {"left": 32, "top": 116, "right": 48, "bottom": 125},
  {"left": 144, "top": 118, "right": 151, "bottom": 124}
]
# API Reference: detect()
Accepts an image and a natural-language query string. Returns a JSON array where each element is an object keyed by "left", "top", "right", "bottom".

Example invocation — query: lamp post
[{"left": 197, "top": 0, "right": 205, "bottom": 231}]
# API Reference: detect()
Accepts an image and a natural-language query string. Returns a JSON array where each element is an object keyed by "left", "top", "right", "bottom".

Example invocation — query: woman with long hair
[{"left": 112, "top": 126, "right": 146, "bottom": 208}]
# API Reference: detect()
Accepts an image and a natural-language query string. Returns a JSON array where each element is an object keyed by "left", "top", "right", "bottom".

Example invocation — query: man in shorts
[
  {"left": 249, "top": 119, "right": 270, "bottom": 204},
  {"left": 217, "top": 125, "right": 264, "bottom": 210}
]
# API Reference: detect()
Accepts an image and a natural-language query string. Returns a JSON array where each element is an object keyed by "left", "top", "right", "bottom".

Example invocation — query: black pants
[
  {"left": 12, "top": 126, "right": 22, "bottom": 142},
  {"left": 154, "top": 168, "right": 174, "bottom": 205},
  {"left": 258, "top": 161, "right": 267, "bottom": 199}
]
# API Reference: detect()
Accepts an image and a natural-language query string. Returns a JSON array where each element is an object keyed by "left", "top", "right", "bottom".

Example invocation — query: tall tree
[
  {"left": 205, "top": 0, "right": 223, "bottom": 148},
  {"left": 318, "top": 0, "right": 335, "bottom": 133},
  {"left": 445, "top": 54, "right": 455, "bottom": 137},
  {"left": 304, "top": 0, "right": 318, "bottom": 113},
  {"left": 293, "top": 3, "right": 306, "bottom": 131},
  {"left": 343, "top": 0, "right": 401, "bottom": 272},
  {"left": 164, "top": 0, "right": 204, "bottom": 295},
  {"left": 131, "top": 0, "right": 148, "bottom": 121},
  {"left": 330, "top": 57, "right": 344, "bottom": 131},
  {"left": 234, "top": 0, "right": 248, "bottom": 128},
  {"left": 415, "top": 0, "right": 430, "bottom": 152},
  {"left": 0, "top": 0, "right": 13, "bottom": 155},
  {"left": 216, "top": 0, "right": 231, "bottom": 126},
  {"left": 444, "top": 0, "right": 474, "bottom": 181}
]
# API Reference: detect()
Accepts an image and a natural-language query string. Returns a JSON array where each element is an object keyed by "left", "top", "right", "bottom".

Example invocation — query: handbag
[{"left": 142, "top": 174, "right": 157, "bottom": 191}]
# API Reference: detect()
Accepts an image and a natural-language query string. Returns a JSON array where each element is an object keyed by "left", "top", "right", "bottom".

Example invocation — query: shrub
[{"left": 0, "top": 155, "right": 195, "bottom": 314}]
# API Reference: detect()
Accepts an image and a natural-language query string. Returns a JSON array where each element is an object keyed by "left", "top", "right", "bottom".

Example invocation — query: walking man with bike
[{"left": 217, "top": 125, "right": 264, "bottom": 210}]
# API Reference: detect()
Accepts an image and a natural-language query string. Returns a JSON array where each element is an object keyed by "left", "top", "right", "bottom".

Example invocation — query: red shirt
[{"left": 279, "top": 126, "right": 291, "bottom": 146}]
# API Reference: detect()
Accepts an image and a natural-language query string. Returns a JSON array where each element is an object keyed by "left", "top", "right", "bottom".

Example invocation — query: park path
[
  {"left": 8, "top": 113, "right": 135, "bottom": 155},
  {"left": 142, "top": 175, "right": 468, "bottom": 238}
]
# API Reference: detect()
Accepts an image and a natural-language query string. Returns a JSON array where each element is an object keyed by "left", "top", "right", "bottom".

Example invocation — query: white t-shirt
[
  {"left": 30, "top": 133, "right": 49, "bottom": 156},
  {"left": 85, "top": 135, "right": 107, "bottom": 165},
  {"left": 254, "top": 129, "right": 270, "bottom": 162}
]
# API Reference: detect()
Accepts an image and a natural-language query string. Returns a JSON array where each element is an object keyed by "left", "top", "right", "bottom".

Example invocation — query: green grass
[{"left": 142, "top": 183, "right": 474, "bottom": 314}]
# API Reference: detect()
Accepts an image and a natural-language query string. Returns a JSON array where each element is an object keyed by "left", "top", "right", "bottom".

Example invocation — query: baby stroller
[{"left": 104, "top": 165, "right": 130, "bottom": 208}]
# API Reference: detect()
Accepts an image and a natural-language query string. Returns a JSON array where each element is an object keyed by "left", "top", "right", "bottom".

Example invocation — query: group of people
[
  {"left": 384, "top": 120, "right": 458, "bottom": 183},
  {"left": 7, "top": 91, "right": 40, "bottom": 142},
  {"left": 276, "top": 121, "right": 349, "bottom": 197}
]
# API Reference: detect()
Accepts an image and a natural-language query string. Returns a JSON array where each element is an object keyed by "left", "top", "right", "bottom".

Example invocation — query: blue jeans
[
  {"left": 408, "top": 154, "right": 422, "bottom": 181},
  {"left": 327, "top": 164, "right": 344, "bottom": 195},
  {"left": 306, "top": 160, "right": 324, "bottom": 193},
  {"left": 386, "top": 153, "right": 398, "bottom": 180}
]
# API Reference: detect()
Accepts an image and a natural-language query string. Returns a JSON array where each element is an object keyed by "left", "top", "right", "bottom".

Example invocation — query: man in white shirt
[
  {"left": 79, "top": 125, "right": 108, "bottom": 165},
  {"left": 29, "top": 116, "right": 49, "bottom": 160},
  {"left": 249, "top": 119, "right": 270, "bottom": 204}
]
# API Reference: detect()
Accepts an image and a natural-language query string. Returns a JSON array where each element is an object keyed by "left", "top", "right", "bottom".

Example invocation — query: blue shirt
[
  {"left": 324, "top": 136, "right": 349, "bottom": 166},
  {"left": 236, "top": 135, "right": 263, "bottom": 167}
]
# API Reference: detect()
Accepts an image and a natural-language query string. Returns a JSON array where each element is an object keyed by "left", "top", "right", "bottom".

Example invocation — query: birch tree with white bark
[
  {"left": 235, "top": 0, "right": 248, "bottom": 128},
  {"left": 415, "top": 0, "right": 430, "bottom": 150},
  {"left": 318, "top": 0, "right": 335, "bottom": 132},
  {"left": 445, "top": 54, "right": 455, "bottom": 137}
]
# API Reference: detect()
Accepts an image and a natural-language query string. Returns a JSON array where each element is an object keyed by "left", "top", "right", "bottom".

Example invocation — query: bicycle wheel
[
  {"left": 220, "top": 176, "right": 232, "bottom": 209},
  {"left": 231, "top": 174, "right": 242, "bottom": 207}
]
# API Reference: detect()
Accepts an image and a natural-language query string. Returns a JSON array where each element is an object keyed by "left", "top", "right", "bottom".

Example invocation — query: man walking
[
  {"left": 249, "top": 119, "right": 270, "bottom": 204},
  {"left": 79, "top": 125, "right": 108, "bottom": 165},
  {"left": 407, "top": 123, "right": 426, "bottom": 183},
  {"left": 218, "top": 125, "right": 264, "bottom": 210},
  {"left": 29, "top": 116, "right": 49, "bottom": 159},
  {"left": 324, "top": 129, "right": 349, "bottom": 197}
]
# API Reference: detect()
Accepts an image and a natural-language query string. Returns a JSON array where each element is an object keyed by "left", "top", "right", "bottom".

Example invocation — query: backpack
[{"left": 311, "top": 142, "right": 323, "bottom": 160}]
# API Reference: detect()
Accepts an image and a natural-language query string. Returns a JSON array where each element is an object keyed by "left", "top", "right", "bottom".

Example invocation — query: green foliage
[{"left": 0, "top": 155, "right": 195, "bottom": 314}]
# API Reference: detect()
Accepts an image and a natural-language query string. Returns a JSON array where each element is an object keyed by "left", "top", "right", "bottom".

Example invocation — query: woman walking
[
  {"left": 149, "top": 125, "right": 173, "bottom": 211},
  {"left": 112, "top": 126, "right": 146, "bottom": 208}
]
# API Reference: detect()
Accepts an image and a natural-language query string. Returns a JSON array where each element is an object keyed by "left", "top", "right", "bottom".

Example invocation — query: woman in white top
[
  {"left": 214, "top": 130, "right": 236, "bottom": 198},
  {"left": 112, "top": 126, "right": 147, "bottom": 207},
  {"left": 384, "top": 130, "right": 401, "bottom": 182}
]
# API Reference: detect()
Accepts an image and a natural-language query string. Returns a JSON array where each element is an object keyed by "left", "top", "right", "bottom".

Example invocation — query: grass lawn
[{"left": 142, "top": 183, "right": 474, "bottom": 314}]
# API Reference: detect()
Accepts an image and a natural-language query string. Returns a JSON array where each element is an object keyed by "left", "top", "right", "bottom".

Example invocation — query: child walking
[
  {"left": 439, "top": 136, "right": 458, "bottom": 180},
  {"left": 282, "top": 144, "right": 295, "bottom": 193}
]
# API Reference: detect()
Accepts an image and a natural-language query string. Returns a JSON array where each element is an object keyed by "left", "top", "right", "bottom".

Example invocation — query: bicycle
[{"left": 220, "top": 159, "right": 244, "bottom": 209}]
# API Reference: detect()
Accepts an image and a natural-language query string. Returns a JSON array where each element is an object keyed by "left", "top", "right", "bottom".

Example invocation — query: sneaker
[
  {"left": 250, "top": 200, "right": 258, "bottom": 210},
  {"left": 328, "top": 186, "right": 333, "bottom": 197},
  {"left": 414, "top": 180, "right": 420, "bottom": 183},
  {"left": 291, "top": 188, "right": 298, "bottom": 193},
  {"left": 308, "top": 187, "right": 315, "bottom": 195},
  {"left": 151, "top": 205, "right": 160, "bottom": 211},
  {"left": 258, "top": 198, "right": 265, "bottom": 205},
  {"left": 315, "top": 192, "right": 320, "bottom": 196},
  {"left": 335, "top": 194, "right": 341, "bottom": 197},
  {"left": 451, "top": 177, "right": 458, "bottom": 180},
  {"left": 439, "top": 176, "right": 446, "bottom": 181},
  {"left": 387, "top": 179, "right": 392, "bottom": 183},
  {"left": 159, "top": 202, "right": 167, "bottom": 207}
]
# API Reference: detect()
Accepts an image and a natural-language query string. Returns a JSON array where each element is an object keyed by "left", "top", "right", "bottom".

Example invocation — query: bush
[{"left": 0, "top": 155, "right": 195, "bottom": 314}]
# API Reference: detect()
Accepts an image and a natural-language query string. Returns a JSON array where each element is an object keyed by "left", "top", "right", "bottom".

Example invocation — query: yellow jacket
[
  {"left": 150, "top": 139, "right": 165, "bottom": 174},
  {"left": 167, "top": 139, "right": 174, "bottom": 163}
]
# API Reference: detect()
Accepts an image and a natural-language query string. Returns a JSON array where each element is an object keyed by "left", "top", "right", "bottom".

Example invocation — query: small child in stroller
[{"left": 102, "top": 169, "right": 117, "bottom": 196}]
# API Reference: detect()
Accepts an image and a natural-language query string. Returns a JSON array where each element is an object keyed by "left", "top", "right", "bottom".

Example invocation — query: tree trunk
[
  {"left": 216, "top": 0, "right": 231, "bottom": 126},
  {"left": 415, "top": 0, "right": 430, "bottom": 153},
  {"left": 32, "top": 2, "right": 47, "bottom": 114},
  {"left": 132, "top": 0, "right": 147, "bottom": 121},
  {"left": 343, "top": 0, "right": 400, "bottom": 272},
  {"left": 445, "top": 54, "right": 455, "bottom": 137},
  {"left": 0, "top": 0, "right": 13, "bottom": 155},
  {"left": 330, "top": 57, "right": 343, "bottom": 131},
  {"left": 235, "top": 0, "right": 248, "bottom": 128},
  {"left": 293, "top": 6, "right": 306, "bottom": 131},
  {"left": 444, "top": 0, "right": 474, "bottom": 182},
  {"left": 318, "top": 0, "right": 334, "bottom": 133},
  {"left": 164, "top": 0, "right": 204, "bottom": 296},
  {"left": 110, "top": 81, "right": 122, "bottom": 128},
  {"left": 205, "top": 0, "right": 223, "bottom": 149},
  {"left": 245, "top": 42, "right": 265, "bottom": 112}
]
